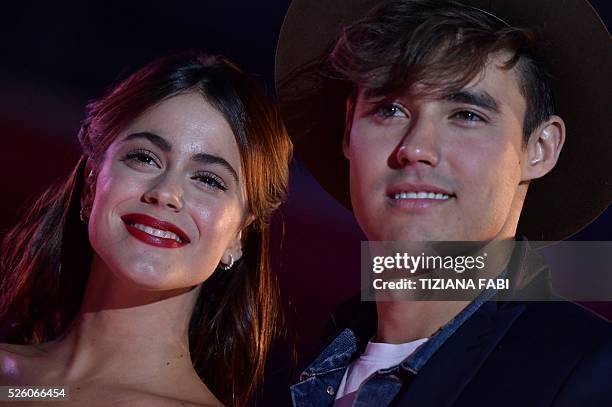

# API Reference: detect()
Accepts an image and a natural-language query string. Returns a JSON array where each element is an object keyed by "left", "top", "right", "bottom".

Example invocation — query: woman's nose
[{"left": 141, "top": 175, "right": 184, "bottom": 212}]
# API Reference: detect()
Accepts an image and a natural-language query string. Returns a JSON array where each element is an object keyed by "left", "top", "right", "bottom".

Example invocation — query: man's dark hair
[{"left": 330, "top": 0, "right": 556, "bottom": 142}]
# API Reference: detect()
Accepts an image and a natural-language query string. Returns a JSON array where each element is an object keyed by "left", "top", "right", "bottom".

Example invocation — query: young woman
[{"left": 0, "top": 52, "right": 292, "bottom": 406}]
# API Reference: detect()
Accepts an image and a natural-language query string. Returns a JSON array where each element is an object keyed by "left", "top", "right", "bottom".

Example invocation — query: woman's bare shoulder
[
  {"left": 0, "top": 342, "right": 51, "bottom": 370},
  {"left": 0, "top": 342, "right": 56, "bottom": 385},
  {"left": 0, "top": 342, "right": 48, "bottom": 357}
]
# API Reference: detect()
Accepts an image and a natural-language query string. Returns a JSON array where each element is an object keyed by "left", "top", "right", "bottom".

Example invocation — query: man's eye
[
  {"left": 192, "top": 172, "right": 228, "bottom": 191},
  {"left": 453, "top": 111, "right": 485, "bottom": 122},
  {"left": 374, "top": 103, "right": 408, "bottom": 119},
  {"left": 124, "top": 149, "right": 161, "bottom": 167}
]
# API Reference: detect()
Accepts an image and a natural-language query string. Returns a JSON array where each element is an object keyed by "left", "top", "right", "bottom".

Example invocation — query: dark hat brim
[{"left": 275, "top": 0, "right": 612, "bottom": 241}]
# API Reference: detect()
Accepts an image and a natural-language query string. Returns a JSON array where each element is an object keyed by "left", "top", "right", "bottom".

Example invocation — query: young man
[{"left": 275, "top": 0, "right": 611, "bottom": 405}]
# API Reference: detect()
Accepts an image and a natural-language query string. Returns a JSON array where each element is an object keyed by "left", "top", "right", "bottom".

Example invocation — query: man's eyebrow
[
  {"left": 193, "top": 153, "right": 239, "bottom": 183},
  {"left": 443, "top": 90, "right": 500, "bottom": 113},
  {"left": 123, "top": 132, "right": 172, "bottom": 152}
]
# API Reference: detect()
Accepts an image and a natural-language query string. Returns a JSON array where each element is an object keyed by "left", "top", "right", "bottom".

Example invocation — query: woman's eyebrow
[
  {"left": 123, "top": 132, "right": 172, "bottom": 152},
  {"left": 192, "top": 152, "right": 239, "bottom": 183},
  {"left": 122, "top": 132, "right": 239, "bottom": 183}
]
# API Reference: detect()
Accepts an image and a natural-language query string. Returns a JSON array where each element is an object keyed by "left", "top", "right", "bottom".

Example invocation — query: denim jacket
[{"left": 290, "top": 288, "right": 496, "bottom": 407}]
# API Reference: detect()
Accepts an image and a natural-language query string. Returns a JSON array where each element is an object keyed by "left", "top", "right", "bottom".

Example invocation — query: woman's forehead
[{"left": 117, "top": 92, "right": 241, "bottom": 163}]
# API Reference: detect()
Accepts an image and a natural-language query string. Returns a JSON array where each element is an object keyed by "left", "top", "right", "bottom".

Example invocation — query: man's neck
[
  {"left": 374, "top": 300, "right": 470, "bottom": 343},
  {"left": 373, "top": 237, "right": 517, "bottom": 343}
]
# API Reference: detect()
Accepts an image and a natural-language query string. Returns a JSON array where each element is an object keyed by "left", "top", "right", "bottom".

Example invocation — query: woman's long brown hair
[{"left": 0, "top": 52, "right": 292, "bottom": 406}]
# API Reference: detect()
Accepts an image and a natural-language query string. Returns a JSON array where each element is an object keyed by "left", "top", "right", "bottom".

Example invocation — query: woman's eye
[
  {"left": 124, "top": 149, "right": 161, "bottom": 167},
  {"left": 374, "top": 103, "right": 408, "bottom": 119},
  {"left": 193, "top": 172, "right": 227, "bottom": 191},
  {"left": 452, "top": 111, "right": 485, "bottom": 122}
]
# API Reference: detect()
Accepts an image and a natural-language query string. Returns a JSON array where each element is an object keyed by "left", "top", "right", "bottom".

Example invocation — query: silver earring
[{"left": 220, "top": 253, "right": 234, "bottom": 270}]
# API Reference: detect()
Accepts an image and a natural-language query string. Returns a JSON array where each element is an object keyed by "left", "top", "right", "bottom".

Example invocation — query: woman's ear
[
  {"left": 80, "top": 159, "right": 96, "bottom": 221},
  {"left": 521, "top": 115, "right": 566, "bottom": 182},
  {"left": 220, "top": 230, "right": 244, "bottom": 270},
  {"left": 240, "top": 215, "right": 255, "bottom": 246},
  {"left": 220, "top": 212, "right": 255, "bottom": 269}
]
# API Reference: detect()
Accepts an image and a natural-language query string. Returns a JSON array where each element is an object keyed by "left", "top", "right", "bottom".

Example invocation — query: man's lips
[
  {"left": 386, "top": 183, "right": 455, "bottom": 210},
  {"left": 120, "top": 213, "right": 191, "bottom": 245},
  {"left": 387, "top": 183, "right": 455, "bottom": 199}
]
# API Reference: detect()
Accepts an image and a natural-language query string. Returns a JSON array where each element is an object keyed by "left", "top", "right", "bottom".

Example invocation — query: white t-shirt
[{"left": 334, "top": 338, "right": 428, "bottom": 407}]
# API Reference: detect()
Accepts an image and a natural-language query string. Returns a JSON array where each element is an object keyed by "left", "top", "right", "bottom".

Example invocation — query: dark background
[{"left": 1, "top": 0, "right": 610, "bottom": 390}]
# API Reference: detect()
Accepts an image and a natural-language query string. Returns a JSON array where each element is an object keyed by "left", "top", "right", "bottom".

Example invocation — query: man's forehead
[{"left": 357, "top": 53, "right": 523, "bottom": 110}]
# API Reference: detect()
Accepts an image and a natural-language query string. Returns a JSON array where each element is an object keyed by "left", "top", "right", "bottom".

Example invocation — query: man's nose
[{"left": 392, "top": 117, "right": 440, "bottom": 168}]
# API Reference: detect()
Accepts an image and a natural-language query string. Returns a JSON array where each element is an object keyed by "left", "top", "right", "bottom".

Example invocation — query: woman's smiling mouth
[{"left": 121, "top": 213, "right": 191, "bottom": 248}]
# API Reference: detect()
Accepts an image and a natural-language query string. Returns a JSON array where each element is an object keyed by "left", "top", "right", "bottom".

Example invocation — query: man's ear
[
  {"left": 342, "top": 96, "right": 356, "bottom": 160},
  {"left": 522, "top": 115, "right": 565, "bottom": 182},
  {"left": 80, "top": 158, "right": 96, "bottom": 219}
]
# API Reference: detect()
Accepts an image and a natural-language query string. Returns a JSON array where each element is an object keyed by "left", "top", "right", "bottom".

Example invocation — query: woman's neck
[{"left": 43, "top": 255, "right": 202, "bottom": 388}]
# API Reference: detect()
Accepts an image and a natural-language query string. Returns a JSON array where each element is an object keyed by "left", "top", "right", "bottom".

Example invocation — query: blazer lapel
[
  {"left": 391, "top": 240, "right": 552, "bottom": 406},
  {"left": 391, "top": 300, "right": 526, "bottom": 407}
]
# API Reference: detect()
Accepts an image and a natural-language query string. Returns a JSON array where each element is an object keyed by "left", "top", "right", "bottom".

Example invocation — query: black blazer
[
  {"left": 324, "top": 244, "right": 612, "bottom": 407},
  {"left": 390, "top": 300, "right": 612, "bottom": 407}
]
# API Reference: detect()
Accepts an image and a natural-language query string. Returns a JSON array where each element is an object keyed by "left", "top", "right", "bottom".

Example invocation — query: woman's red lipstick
[{"left": 121, "top": 213, "right": 190, "bottom": 249}]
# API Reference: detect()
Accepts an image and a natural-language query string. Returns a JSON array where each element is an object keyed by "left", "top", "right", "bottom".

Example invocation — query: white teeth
[
  {"left": 131, "top": 223, "right": 182, "bottom": 242},
  {"left": 393, "top": 191, "right": 450, "bottom": 200}
]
